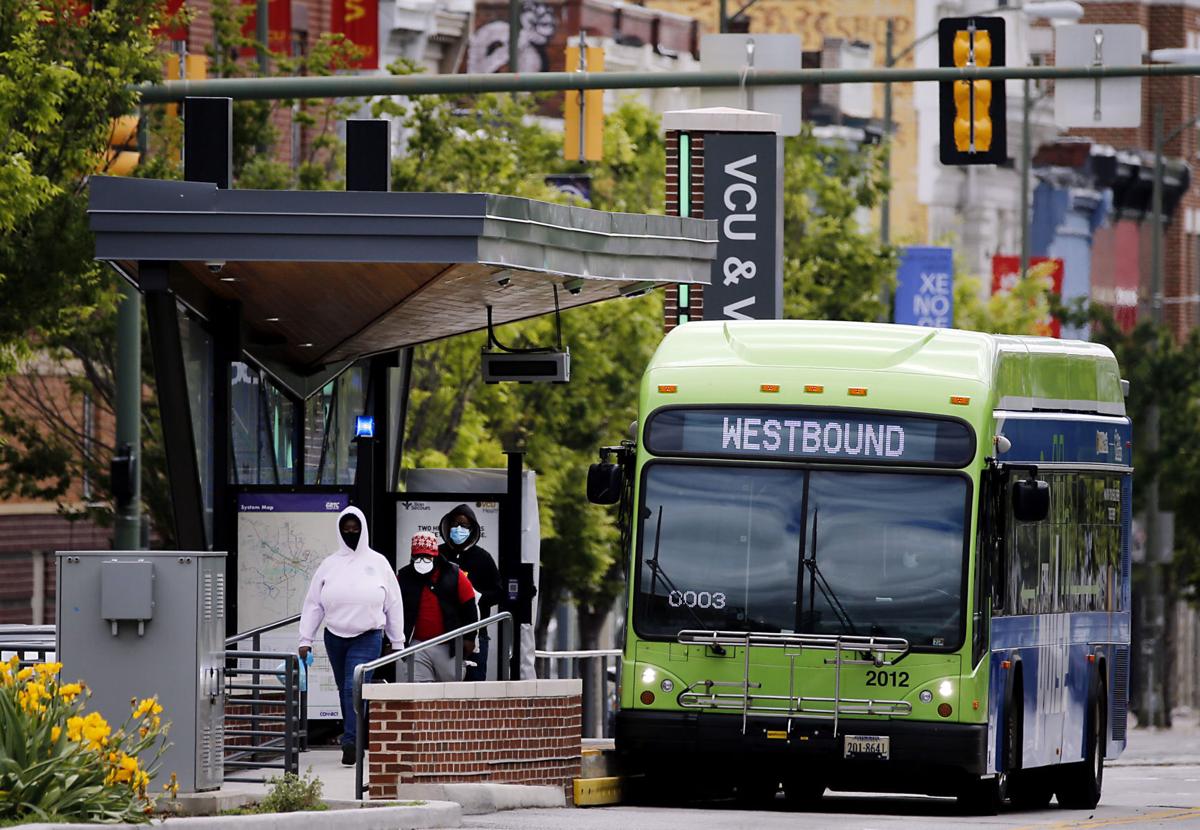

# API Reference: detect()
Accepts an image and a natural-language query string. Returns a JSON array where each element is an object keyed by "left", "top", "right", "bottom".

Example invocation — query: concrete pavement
[{"left": 458, "top": 723, "right": 1200, "bottom": 830}]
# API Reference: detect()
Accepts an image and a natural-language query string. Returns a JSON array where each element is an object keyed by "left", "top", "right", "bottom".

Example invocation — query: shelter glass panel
[
  {"left": 179, "top": 307, "right": 214, "bottom": 542},
  {"left": 230, "top": 362, "right": 297, "bottom": 485},
  {"left": 304, "top": 366, "right": 366, "bottom": 485}
]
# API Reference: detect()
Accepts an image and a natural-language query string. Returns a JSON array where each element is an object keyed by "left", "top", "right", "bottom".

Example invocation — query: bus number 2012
[
  {"left": 865, "top": 670, "right": 909, "bottom": 687},
  {"left": 668, "top": 590, "right": 726, "bottom": 610}
]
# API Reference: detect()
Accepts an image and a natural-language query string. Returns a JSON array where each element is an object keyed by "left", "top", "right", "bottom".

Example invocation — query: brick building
[{"left": 1068, "top": 1, "right": 1200, "bottom": 338}]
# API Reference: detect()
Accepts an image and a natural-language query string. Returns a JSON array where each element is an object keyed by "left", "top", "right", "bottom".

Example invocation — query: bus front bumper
[{"left": 616, "top": 710, "right": 988, "bottom": 783}]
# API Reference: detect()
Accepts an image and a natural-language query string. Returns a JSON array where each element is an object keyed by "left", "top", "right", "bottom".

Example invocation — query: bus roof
[{"left": 650, "top": 321, "right": 1126, "bottom": 417}]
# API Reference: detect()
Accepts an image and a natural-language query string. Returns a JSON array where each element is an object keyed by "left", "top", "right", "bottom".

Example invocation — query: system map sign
[{"left": 236, "top": 492, "right": 348, "bottom": 720}]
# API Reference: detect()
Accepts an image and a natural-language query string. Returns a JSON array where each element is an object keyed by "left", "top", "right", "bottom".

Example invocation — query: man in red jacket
[{"left": 397, "top": 532, "right": 478, "bottom": 682}]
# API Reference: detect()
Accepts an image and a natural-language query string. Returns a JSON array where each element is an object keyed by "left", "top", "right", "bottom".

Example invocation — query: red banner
[
  {"left": 332, "top": 0, "right": 379, "bottom": 70},
  {"left": 240, "top": 0, "right": 292, "bottom": 58},
  {"left": 991, "top": 255, "right": 1065, "bottom": 338}
]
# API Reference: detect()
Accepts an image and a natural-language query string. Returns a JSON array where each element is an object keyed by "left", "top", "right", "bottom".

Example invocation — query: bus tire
[
  {"left": 1056, "top": 677, "right": 1106, "bottom": 810},
  {"left": 956, "top": 774, "right": 1004, "bottom": 815},
  {"left": 1006, "top": 678, "right": 1052, "bottom": 809}
]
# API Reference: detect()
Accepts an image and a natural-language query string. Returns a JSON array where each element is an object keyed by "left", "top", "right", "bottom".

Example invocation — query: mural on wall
[{"left": 469, "top": 2, "right": 559, "bottom": 74}]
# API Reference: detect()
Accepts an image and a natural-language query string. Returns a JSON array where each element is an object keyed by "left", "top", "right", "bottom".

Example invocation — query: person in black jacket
[
  {"left": 397, "top": 532, "right": 478, "bottom": 682},
  {"left": 439, "top": 504, "right": 503, "bottom": 681}
]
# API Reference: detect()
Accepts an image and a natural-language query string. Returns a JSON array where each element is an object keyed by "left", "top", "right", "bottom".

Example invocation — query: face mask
[
  {"left": 340, "top": 526, "right": 362, "bottom": 550},
  {"left": 449, "top": 526, "right": 470, "bottom": 545},
  {"left": 413, "top": 558, "right": 434, "bottom": 575}
]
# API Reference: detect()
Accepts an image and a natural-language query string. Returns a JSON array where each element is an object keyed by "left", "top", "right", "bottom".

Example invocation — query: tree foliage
[
  {"left": 783, "top": 129, "right": 897, "bottom": 322},
  {"left": 0, "top": 0, "right": 166, "bottom": 374},
  {"left": 954, "top": 260, "right": 1056, "bottom": 335}
]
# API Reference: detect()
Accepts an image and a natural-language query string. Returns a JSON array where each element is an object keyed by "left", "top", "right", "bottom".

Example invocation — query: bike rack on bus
[{"left": 674, "top": 630, "right": 913, "bottom": 737}]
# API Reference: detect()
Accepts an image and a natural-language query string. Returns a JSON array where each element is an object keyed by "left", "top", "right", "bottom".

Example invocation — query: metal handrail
[
  {"left": 225, "top": 614, "right": 302, "bottom": 646},
  {"left": 352, "top": 611, "right": 514, "bottom": 800},
  {"left": 535, "top": 649, "right": 623, "bottom": 739},
  {"left": 225, "top": 614, "right": 307, "bottom": 752},
  {"left": 222, "top": 649, "right": 304, "bottom": 782},
  {"left": 534, "top": 648, "right": 622, "bottom": 658}
]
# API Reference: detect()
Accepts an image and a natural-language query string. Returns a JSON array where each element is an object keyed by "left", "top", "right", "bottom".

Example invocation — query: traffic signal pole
[{"left": 133, "top": 61, "right": 1200, "bottom": 103}]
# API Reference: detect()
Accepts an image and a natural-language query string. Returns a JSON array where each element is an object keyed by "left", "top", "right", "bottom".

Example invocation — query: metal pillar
[
  {"left": 114, "top": 281, "right": 142, "bottom": 550},
  {"left": 881, "top": 19, "right": 894, "bottom": 247},
  {"left": 1144, "top": 103, "right": 1166, "bottom": 727},
  {"left": 509, "top": 0, "right": 521, "bottom": 73},
  {"left": 1020, "top": 78, "right": 1032, "bottom": 279},
  {"left": 500, "top": 451, "right": 525, "bottom": 679},
  {"left": 142, "top": 262, "right": 207, "bottom": 551}
]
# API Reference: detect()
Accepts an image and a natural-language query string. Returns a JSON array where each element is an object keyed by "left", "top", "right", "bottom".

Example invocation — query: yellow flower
[
  {"left": 16, "top": 667, "right": 33, "bottom": 682},
  {"left": 80, "top": 712, "right": 111, "bottom": 749},
  {"left": 111, "top": 752, "right": 139, "bottom": 784},
  {"left": 132, "top": 697, "right": 163, "bottom": 719},
  {"left": 34, "top": 662, "right": 62, "bottom": 678},
  {"left": 58, "top": 682, "right": 82, "bottom": 702},
  {"left": 17, "top": 681, "right": 49, "bottom": 714},
  {"left": 51, "top": 726, "right": 62, "bottom": 742},
  {"left": 66, "top": 715, "right": 84, "bottom": 742}
]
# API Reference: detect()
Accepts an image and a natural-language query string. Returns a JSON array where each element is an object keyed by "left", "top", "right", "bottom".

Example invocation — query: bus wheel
[
  {"left": 1056, "top": 680, "right": 1106, "bottom": 810},
  {"left": 1010, "top": 772, "right": 1054, "bottom": 810},
  {"left": 782, "top": 775, "right": 825, "bottom": 809},
  {"left": 956, "top": 774, "right": 1005, "bottom": 815}
]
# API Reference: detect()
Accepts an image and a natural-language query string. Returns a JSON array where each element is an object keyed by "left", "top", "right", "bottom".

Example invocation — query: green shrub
[
  {"left": 258, "top": 769, "right": 324, "bottom": 813},
  {"left": 0, "top": 657, "right": 173, "bottom": 823}
]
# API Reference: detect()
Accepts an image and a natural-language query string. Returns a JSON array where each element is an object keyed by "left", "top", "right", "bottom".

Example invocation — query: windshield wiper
[
  {"left": 804, "top": 509, "right": 858, "bottom": 635},
  {"left": 646, "top": 504, "right": 727, "bottom": 656}
]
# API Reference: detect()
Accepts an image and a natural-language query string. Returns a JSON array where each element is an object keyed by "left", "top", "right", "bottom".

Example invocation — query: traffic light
[
  {"left": 564, "top": 43, "right": 604, "bottom": 162},
  {"left": 103, "top": 115, "right": 140, "bottom": 176},
  {"left": 938, "top": 17, "right": 1006, "bottom": 165}
]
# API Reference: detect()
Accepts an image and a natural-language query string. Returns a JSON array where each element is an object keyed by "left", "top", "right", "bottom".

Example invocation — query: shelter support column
[{"left": 142, "top": 261, "right": 207, "bottom": 551}]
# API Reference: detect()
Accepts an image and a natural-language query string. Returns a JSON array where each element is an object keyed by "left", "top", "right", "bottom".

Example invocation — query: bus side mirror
[
  {"left": 587, "top": 462, "right": 623, "bottom": 505},
  {"left": 1012, "top": 478, "right": 1049, "bottom": 522}
]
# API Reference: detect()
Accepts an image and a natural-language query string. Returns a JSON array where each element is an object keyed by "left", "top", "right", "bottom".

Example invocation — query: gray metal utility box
[{"left": 56, "top": 551, "right": 226, "bottom": 792}]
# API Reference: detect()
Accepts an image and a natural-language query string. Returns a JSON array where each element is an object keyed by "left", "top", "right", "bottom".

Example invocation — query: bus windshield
[{"left": 634, "top": 464, "right": 970, "bottom": 649}]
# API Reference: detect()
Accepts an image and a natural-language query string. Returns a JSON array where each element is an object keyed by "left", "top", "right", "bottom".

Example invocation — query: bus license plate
[{"left": 844, "top": 735, "right": 889, "bottom": 760}]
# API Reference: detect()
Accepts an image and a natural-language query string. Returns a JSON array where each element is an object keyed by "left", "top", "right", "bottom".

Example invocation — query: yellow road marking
[{"left": 1008, "top": 806, "right": 1200, "bottom": 830}]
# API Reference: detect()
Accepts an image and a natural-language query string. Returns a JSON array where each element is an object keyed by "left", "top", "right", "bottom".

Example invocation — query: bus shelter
[{"left": 87, "top": 102, "right": 716, "bottom": 679}]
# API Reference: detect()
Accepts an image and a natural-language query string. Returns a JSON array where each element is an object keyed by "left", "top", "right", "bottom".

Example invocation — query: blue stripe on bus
[
  {"left": 995, "top": 416, "right": 1132, "bottom": 467},
  {"left": 987, "top": 612, "right": 1129, "bottom": 773}
]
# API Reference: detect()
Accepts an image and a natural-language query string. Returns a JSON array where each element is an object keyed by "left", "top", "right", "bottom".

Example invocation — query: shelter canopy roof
[{"left": 88, "top": 176, "right": 715, "bottom": 397}]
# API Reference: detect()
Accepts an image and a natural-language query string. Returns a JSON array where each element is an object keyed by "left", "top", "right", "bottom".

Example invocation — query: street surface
[{"left": 459, "top": 721, "right": 1200, "bottom": 830}]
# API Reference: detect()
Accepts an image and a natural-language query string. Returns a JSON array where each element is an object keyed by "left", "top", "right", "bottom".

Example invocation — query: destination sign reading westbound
[{"left": 645, "top": 408, "right": 975, "bottom": 466}]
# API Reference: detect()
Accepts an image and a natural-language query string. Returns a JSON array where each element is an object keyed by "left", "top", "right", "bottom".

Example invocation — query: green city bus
[{"left": 588, "top": 320, "right": 1131, "bottom": 813}]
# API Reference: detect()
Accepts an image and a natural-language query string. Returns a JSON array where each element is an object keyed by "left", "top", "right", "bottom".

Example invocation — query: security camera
[
  {"left": 497, "top": 276, "right": 511, "bottom": 288},
  {"left": 564, "top": 278, "right": 586, "bottom": 296},
  {"left": 206, "top": 261, "right": 226, "bottom": 273}
]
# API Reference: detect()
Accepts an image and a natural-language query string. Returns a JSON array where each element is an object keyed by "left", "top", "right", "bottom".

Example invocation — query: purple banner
[{"left": 237, "top": 493, "right": 349, "bottom": 513}]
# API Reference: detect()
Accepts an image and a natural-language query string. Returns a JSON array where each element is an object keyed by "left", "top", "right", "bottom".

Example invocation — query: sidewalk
[{"left": 1113, "top": 711, "right": 1200, "bottom": 767}]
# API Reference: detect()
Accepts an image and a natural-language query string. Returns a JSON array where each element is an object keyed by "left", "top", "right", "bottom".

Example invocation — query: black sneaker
[{"left": 341, "top": 746, "right": 355, "bottom": 766}]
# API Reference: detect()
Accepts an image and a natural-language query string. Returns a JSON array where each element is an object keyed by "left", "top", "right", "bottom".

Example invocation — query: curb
[
  {"left": 392, "top": 783, "right": 565, "bottom": 815},
  {"left": 13, "top": 801, "right": 462, "bottom": 830}
]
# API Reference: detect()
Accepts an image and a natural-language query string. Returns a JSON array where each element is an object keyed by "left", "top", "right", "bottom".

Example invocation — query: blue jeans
[
  {"left": 464, "top": 631, "right": 489, "bottom": 681},
  {"left": 323, "top": 628, "right": 382, "bottom": 748}
]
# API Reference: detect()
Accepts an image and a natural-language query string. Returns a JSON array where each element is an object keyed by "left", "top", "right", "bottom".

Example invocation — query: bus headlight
[
  {"left": 641, "top": 667, "right": 657, "bottom": 685},
  {"left": 938, "top": 680, "right": 954, "bottom": 698},
  {"left": 919, "top": 690, "right": 933, "bottom": 703},
  {"left": 660, "top": 679, "right": 674, "bottom": 692}
]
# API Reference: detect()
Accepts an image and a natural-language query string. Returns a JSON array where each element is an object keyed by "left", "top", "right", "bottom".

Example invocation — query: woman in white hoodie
[{"left": 298, "top": 505, "right": 404, "bottom": 765}]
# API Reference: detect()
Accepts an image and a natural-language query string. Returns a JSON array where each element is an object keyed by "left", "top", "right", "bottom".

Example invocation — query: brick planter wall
[{"left": 364, "top": 679, "right": 582, "bottom": 800}]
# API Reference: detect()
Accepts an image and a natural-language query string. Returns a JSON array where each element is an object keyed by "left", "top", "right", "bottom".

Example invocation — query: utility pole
[
  {"left": 1144, "top": 103, "right": 1166, "bottom": 727},
  {"left": 1019, "top": 78, "right": 1032, "bottom": 279},
  {"left": 509, "top": 0, "right": 521, "bottom": 73},
  {"left": 114, "top": 281, "right": 142, "bottom": 550},
  {"left": 881, "top": 19, "right": 894, "bottom": 246},
  {"left": 719, "top": 0, "right": 728, "bottom": 33}
]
